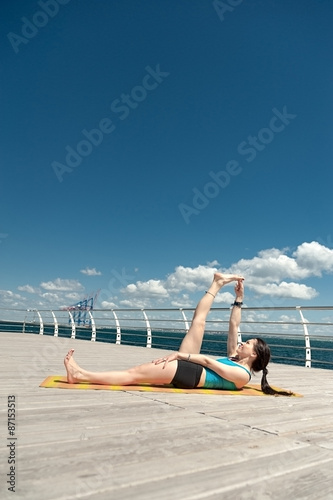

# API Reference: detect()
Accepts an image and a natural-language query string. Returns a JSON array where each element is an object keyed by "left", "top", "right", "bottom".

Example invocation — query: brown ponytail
[{"left": 253, "top": 338, "right": 294, "bottom": 396}]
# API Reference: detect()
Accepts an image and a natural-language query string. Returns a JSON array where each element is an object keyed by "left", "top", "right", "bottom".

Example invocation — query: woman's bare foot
[
  {"left": 64, "top": 349, "right": 83, "bottom": 384},
  {"left": 213, "top": 273, "right": 244, "bottom": 287}
]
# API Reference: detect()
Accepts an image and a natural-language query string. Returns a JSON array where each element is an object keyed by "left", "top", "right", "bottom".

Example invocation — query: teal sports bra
[{"left": 203, "top": 357, "right": 251, "bottom": 390}]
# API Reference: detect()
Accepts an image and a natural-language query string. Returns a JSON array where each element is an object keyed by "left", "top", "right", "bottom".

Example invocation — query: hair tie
[{"left": 263, "top": 367, "right": 268, "bottom": 376}]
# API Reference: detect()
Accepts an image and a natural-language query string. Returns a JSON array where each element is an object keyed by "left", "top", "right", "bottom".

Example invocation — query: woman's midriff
[{"left": 196, "top": 368, "right": 206, "bottom": 388}]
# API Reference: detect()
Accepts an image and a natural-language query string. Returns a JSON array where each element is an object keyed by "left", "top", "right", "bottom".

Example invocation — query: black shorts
[{"left": 171, "top": 360, "right": 203, "bottom": 389}]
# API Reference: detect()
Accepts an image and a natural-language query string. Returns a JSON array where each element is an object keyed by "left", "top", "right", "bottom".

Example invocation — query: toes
[{"left": 65, "top": 349, "right": 75, "bottom": 362}]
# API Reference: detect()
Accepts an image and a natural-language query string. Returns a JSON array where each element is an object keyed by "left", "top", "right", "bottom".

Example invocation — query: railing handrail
[{"left": 1, "top": 305, "right": 333, "bottom": 312}]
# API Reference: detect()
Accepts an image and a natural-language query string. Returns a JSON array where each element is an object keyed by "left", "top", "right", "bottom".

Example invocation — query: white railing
[{"left": 1, "top": 306, "right": 332, "bottom": 369}]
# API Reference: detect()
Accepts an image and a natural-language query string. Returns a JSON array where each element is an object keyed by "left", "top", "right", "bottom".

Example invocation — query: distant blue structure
[{"left": 65, "top": 292, "right": 99, "bottom": 326}]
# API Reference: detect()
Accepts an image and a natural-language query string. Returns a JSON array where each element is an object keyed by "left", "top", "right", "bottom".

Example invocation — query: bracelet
[
  {"left": 232, "top": 301, "right": 243, "bottom": 307},
  {"left": 205, "top": 291, "right": 216, "bottom": 298},
  {"left": 187, "top": 354, "right": 191, "bottom": 361}
]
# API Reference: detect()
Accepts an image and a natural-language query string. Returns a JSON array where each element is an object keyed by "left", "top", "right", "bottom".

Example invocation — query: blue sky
[{"left": 1, "top": 0, "right": 333, "bottom": 314}]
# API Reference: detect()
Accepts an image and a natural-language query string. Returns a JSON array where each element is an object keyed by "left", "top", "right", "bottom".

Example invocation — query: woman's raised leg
[
  {"left": 64, "top": 349, "right": 178, "bottom": 386},
  {"left": 178, "top": 273, "right": 244, "bottom": 354}
]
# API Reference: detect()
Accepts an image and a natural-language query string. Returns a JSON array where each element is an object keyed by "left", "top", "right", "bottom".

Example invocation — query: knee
[{"left": 127, "top": 366, "right": 142, "bottom": 384}]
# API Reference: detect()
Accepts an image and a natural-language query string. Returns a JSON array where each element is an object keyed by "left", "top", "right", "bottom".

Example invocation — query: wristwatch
[{"left": 232, "top": 301, "right": 243, "bottom": 307}]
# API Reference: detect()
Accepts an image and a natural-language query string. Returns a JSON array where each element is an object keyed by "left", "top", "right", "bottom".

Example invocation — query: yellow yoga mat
[{"left": 40, "top": 376, "right": 301, "bottom": 396}]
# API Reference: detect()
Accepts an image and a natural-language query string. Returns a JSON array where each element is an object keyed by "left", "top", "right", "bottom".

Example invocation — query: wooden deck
[{"left": 1, "top": 332, "right": 333, "bottom": 500}]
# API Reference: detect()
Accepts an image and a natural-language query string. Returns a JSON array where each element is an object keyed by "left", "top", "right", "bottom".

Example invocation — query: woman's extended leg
[
  {"left": 64, "top": 349, "right": 178, "bottom": 386},
  {"left": 178, "top": 273, "right": 244, "bottom": 354}
]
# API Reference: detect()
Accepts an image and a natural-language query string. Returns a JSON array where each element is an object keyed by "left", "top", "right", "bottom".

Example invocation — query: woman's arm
[
  {"left": 183, "top": 353, "right": 249, "bottom": 388},
  {"left": 227, "top": 280, "right": 244, "bottom": 357},
  {"left": 153, "top": 351, "right": 249, "bottom": 388}
]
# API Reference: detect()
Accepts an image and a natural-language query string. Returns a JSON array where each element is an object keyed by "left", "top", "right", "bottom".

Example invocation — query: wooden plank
[
  {"left": 1, "top": 332, "right": 333, "bottom": 500},
  {"left": 11, "top": 443, "right": 332, "bottom": 500}
]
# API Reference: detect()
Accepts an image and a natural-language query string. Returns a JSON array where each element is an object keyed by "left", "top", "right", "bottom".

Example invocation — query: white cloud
[
  {"left": 214, "top": 291, "right": 235, "bottom": 304},
  {"left": 119, "top": 298, "right": 151, "bottom": 308},
  {"left": 250, "top": 281, "right": 318, "bottom": 300},
  {"left": 80, "top": 267, "right": 102, "bottom": 276},
  {"left": 0, "top": 290, "right": 24, "bottom": 300},
  {"left": 4, "top": 281, "right": 87, "bottom": 309},
  {"left": 119, "top": 241, "right": 333, "bottom": 303},
  {"left": 207, "top": 260, "right": 220, "bottom": 267},
  {"left": 65, "top": 293, "right": 82, "bottom": 301},
  {"left": 40, "top": 279, "right": 84, "bottom": 292},
  {"left": 124, "top": 279, "right": 169, "bottom": 298},
  {"left": 101, "top": 300, "right": 117, "bottom": 309},
  {"left": 0, "top": 289, "right": 25, "bottom": 307},
  {"left": 120, "top": 262, "right": 237, "bottom": 307},
  {"left": 227, "top": 249, "right": 303, "bottom": 282},
  {"left": 2, "top": 241, "right": 332, "bottom": 310},
  {"left": 292, "top": 241, "right": 333, "bottom": 276},
  {"left": 165, "top": 263, "right": 221, "bottom": 293},
  {"left": 224, "top": 241, "right": 333, "bottom": 299},
  {"left": 228, "top": 241, "right": 333, "bottom": 282},
  {"left": 1, "top": 290, "right": 20, "bottom": 299},
  {"left": 40, "top": 292, "right": 61, "bottom": 302},
  {"left": 17, "top": 284, "right": 39, "bottom": 294},
  {"left": 170, "top": 294, "right": 193, "bottom": 308},
  {"left": 121, "top": 262, "right": 225, "bottom": 304}
]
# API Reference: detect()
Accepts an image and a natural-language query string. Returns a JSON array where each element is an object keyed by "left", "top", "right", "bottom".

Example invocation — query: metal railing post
[
  {"left": 35, "top": 310, "right": 44, "bottom": 335},
  {"left": 89, "top": 311, "right": 96, "bottom": 341},
  {"left": 297, "top": 306, "right": 311, "bottom": 368},
  {"left": 112, "top": 310, "right": 121, "bottom": 344},
  {"left": 180, "top": 309, "right": 190, "bottom": 331},
  {"left": 51, "top": 310, "right": 58, "bottom": 337},
  {"left": 68, "top": 311, "right": 76, "bottom": 339},
  {"left": 142, "top": 309, "right": 152, "bottom": 348}
]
